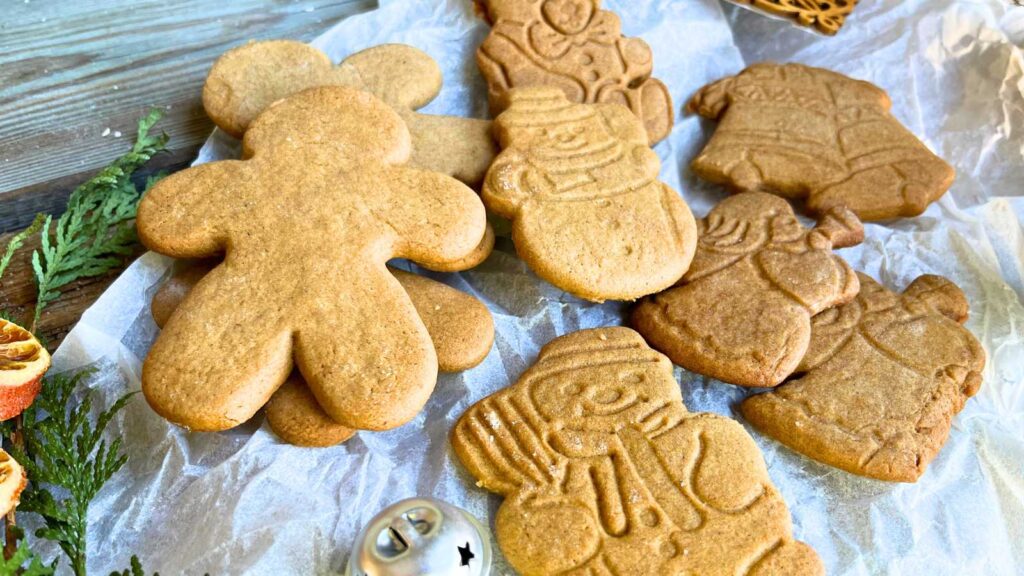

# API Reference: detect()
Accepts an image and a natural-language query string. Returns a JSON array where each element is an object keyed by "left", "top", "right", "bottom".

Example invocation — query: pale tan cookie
[
  {"left": 203, "top": 40, "right": 496, "bottom": 185},
  {"left": 725, "top": 0, "right": 858, "bottom": 35},
  {"left": 137, "top": 86, "right": 487, "bottom": 432},
  {"left": 483, "top": 87, "right": 697, "bottom": 302},
  {"left": 452, "top": 327, "right": 823, "bottom": 576},
  {"left": 632, "top": 192, "right": 863, "bottom": 388},
  {"left": 478, "top": 0, "right": 674, "bottom": 144},
  {"left": 742, "top": 273, "right": 985, "bottom": 482},
  {"left": 688, "top": 63, "right": 955, "bottom": 221}
]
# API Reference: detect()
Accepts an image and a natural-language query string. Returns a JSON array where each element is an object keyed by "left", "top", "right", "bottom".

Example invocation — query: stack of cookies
[{"left": 134, "top": 0, "right": 985, "bottom": 573}]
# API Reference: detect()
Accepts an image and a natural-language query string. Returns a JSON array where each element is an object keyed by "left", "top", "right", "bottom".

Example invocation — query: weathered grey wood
[
  {"left": 0, "top": 0, "right": 374, "bottom": 232},
  {"left": 0, "top": 0, "right": 374, "bottom": 346}
]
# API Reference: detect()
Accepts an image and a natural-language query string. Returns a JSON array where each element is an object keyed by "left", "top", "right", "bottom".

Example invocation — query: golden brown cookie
[
  {"left": 137, "top": 86, "right": 487, "bottom": 433},
  {"left": 742, "top": 273, "right": 985, "bottom": 482},
  {"left": 725, "top": 0, "right": 858, "bottom": 35},
  {"left": 152, "top": 265, "right": 493, "bottom": 447},
  {"left": 632, "top": 192, "right": 864, "bottom": 388},
  {"left": 483, "top": 87, "right": 697, "bottom": 302},
  {"left": 151, "top": 264, "right": 494, "bottom": 373},
  {"left": 204, "top": 40, "right": 496, "bottom": 185},
  {"left": 688, "top": 63, "right": 955, "bottom": 221},
  {"left": 478, "top": 0, "right": 674, "bottom": 144},
  {"left": 452, "top": 327, "right": 823, "bottom": 576},
  {"left": 264, "top": 374, "right": 356, "bottom": 447}
]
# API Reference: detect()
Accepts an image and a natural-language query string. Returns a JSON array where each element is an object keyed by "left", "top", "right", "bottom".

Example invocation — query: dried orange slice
[
  {"left": 0, "top": 318, "right": 50, "bottom": 421},
  {"left": 0, "top": 449, "right": 26, "bottom": 517}
]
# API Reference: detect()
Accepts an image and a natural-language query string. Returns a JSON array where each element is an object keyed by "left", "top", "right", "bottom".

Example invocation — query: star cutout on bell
[{"left": 458, "top": 542, "right": 475, "bottom": 566}]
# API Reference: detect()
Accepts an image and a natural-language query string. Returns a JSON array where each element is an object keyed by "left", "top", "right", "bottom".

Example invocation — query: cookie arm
[
  {"left": 686, "top": 75, "right": 736, "bottom": 119},
  {"left": 373, "top": 167, "right": 487, "bottom": 269},
  {"left": 137, "top": 161, "right": 247, "bottom": 258}
]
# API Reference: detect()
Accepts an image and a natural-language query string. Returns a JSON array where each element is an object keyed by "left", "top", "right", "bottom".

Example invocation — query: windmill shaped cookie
[
  {"left": 452, "top": 327, "right": 823, "bottom": 576},
  {"left": 204, "top": 40, "right": 496, "bottom": 185},
  {"left": 151, "top": 262, "right": 495, "bottom": 446},
  {"left": 742, "top": 273, "right": 985, "bottom": 482},
  {"left": 688, "top": 63, "right": 954, "bottom": 220},
  {"left": 137, "top": 86, "right": 487, "bottom": 432},
  {"left": 632, "top": 192, "right": 863, "bottom": 387},
  {"left": 725, "top": 0, "right": 859, "bottom": 35},
  {"left": 478, "top": 0, "right": 674, "bottom": 144},
  {"left": 483, "top": 87, "right": 697, "bottom": 302}
]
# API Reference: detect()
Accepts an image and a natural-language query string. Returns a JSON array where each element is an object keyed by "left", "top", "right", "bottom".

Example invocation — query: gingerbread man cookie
[
  {"left": 151, "top": 262, "right": 495, "bottom": 447},
  {"left": 137, "top": 86, "right": 487, "bottom": 432},
  {"left": 204, "top": 41, "right": 496, "bottom": 185},
  {"left": 632, "top": 192, "right": 863, "bottom": 388},
  {"left": 478, "top": 0, "right": 674, "bottom": 144},
  {"left": 688, "top": 63, "right": 954, "bottom": 221},
  {"left": 742, "top": 273, "right": 985, "bottom": 482},
  {"left": 483, "top": 87, "right": 697, "bottom": 302},
  {"left": 452, "top": 327, "right": 823, "bottom": 576}
]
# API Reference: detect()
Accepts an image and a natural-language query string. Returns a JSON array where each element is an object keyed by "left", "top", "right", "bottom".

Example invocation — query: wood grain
[{"left": 0, "top": 0, "right": 373, "bottom": 348}]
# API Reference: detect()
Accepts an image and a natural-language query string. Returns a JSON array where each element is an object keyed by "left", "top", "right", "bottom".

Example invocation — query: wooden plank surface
[{"left": 0, "top": 0, "right": 374, "bottom": 348}]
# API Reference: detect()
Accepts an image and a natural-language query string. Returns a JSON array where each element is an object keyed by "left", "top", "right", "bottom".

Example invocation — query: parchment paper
[{"left": 37, "top": 0, "right": 1023, "bottom": 574}]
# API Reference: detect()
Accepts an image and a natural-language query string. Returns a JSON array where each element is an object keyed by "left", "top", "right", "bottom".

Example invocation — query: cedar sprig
[
  {"left": 108, "top": 556, "right": 157, "bottom": 576},
  {"left": 0, "top": 214, "right": 45, "bottom": 281},
  {"left": 11, "top": 369, "right": 135, "bottom": 576},
  {"left": 0, "top": 536, "right": 54, "bottom": 576},
  {"left": 30, "top": 109, "right": 168, "bottom": 327}
]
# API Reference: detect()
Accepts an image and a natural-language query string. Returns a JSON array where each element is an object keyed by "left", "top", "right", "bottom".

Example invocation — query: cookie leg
[
  {"left": 293, "top": 272, "right": 437, "bottom": 431},
  {"left": 143, "top": 266, "right": 293, "bottom": 432},
  {"left": 264, "top": 374, "right": 355, "bottom": 447}
]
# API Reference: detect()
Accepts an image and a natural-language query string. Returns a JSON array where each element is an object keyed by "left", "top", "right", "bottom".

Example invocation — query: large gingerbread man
[
  {"left": 452, "top": 328, "right": 823, "bottom": 576},
  {"left": 632, "top": 192, "right": 863, "bottom": 387},
  {"left": 137, "top": 86, "right": 487, "bottom": 432},
  {"left": 742, "top": 274, "right": 985, "bottom": 482}
]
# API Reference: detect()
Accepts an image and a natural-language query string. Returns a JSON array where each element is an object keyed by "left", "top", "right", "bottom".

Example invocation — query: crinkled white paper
[{"left": 41, "top": 1, "right": 1024, "bottom": 574}]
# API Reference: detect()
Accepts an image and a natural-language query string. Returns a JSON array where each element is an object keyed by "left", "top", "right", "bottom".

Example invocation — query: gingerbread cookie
[
  {"left": 138, "top": 86, "right": 487, "bottom": 432},
  {"left": 264, "top": 374, "right": 356, "bottom": 447},
  {"left": 742, "top": 274, "right": 985, "bottom": 482},
  {"left": 478, "top": 0, "right": 674, "bottom": 144},
  {"left": 632, "top": 192, "right": 863, "bottom": 388},
  {"left": 483, "top": 87, "right": 697, "bottom": 302},
  {"left": 452, "top": 327, "right": 823, "bottom": 576},
  {"left": 151, "top": 264, "right": 493, "bottom": 373},
  {"left": 152, "top": 265, "right": 493, "bottom": 447},
  {"left": 688, "top": 63, "right": 955, "bottom": 221},
  {"left": 204, "top": 40, "right": 496, "bottom": 185},
  {"left": 726, "top": 0, "right": 858, "bottom": 35}
]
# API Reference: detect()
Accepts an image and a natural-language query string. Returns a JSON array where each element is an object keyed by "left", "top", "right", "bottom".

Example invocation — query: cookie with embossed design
[
  {"left": 477, "top": 0, "right": 674, "bottom": 144},
  {"left": 742, "top": 273, "right": 985, "bottom": 482},
  {"left": 632, "top": 192, "right": 863, "bottom": 388},
  {"left": 452, "top": 327, "right": 823, "bottom": 576},
  {"left": 483, "top": 87, "right": 697, "bottom": 302},
  {"left": 688, "top": 63, "right": 954, "bottom": 221}
]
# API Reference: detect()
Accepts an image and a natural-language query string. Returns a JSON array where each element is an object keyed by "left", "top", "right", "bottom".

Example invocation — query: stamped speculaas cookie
[
  {"left": 478, "top": 0, "right": 674, "bottom": 144},
  {"left": 632, "top": 192, "right": 863, "bottom": 388},
  {"left": 204, "top": 41, "right": 496, "bottom": 185},
  {"left": 452, "top": 327, "right": 823, "bottom": 576},
  {"left": 483, "top": 87, "right": 697, "bottom": 302},
  {"left": 137, "top": 86, "right": 487, "bottom": 432},
  {"left": 742, "top": 273, "right": 985, "bottom": 482},
  {"left": 688, "top": 63, "right": 954, "bottom": 221},
  {"left": 726, "top": 0, "right": 858, "bottom": 35}
]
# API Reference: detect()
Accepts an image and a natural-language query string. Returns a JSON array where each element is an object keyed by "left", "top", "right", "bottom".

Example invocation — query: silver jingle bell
[{"left": 345, "top": 497, "right": 492, "bottom": 576}]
